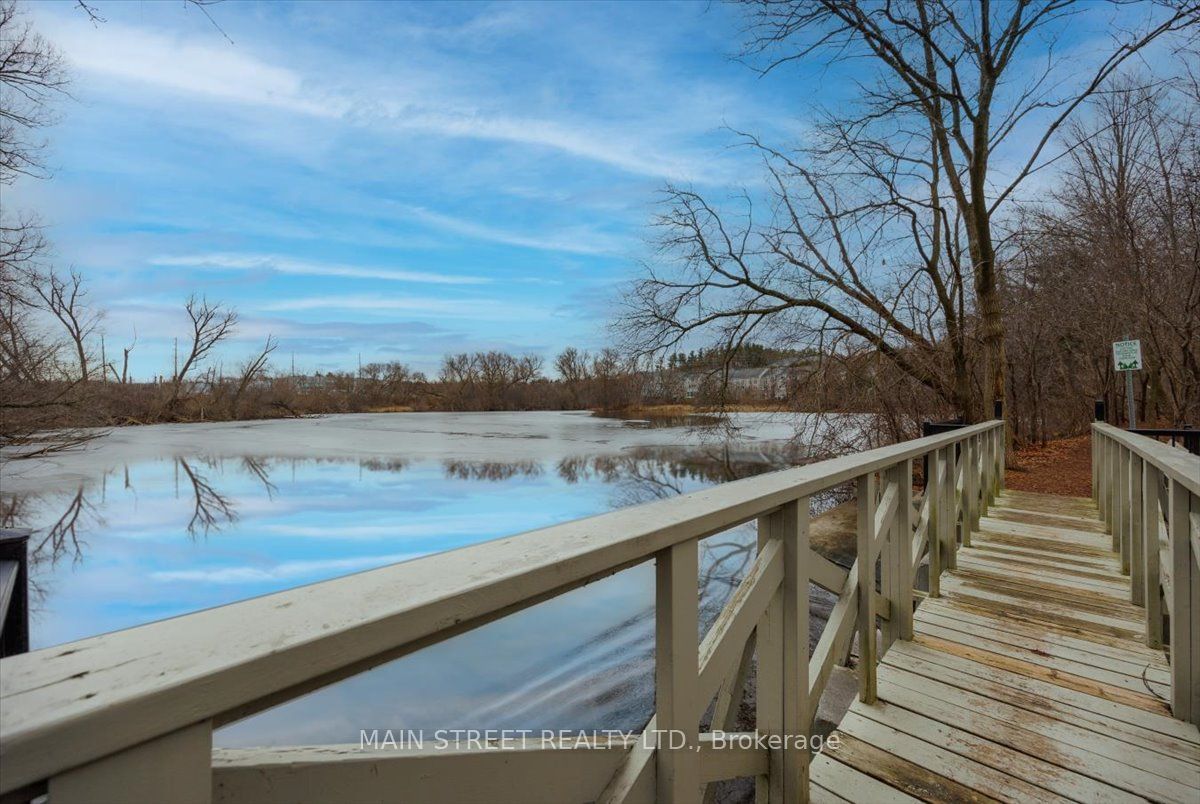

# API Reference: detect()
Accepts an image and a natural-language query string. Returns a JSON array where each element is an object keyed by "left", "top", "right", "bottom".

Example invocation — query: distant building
[{"left": 677, "top": 356, "right": 820, "bottom": 400}]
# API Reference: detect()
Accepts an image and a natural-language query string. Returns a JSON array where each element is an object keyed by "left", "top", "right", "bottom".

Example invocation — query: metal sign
[{"left": 1112, "top": 339, "right": 1142, "bottom": 372}]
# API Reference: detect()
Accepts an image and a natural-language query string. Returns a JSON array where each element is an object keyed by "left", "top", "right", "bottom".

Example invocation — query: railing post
[
  {"left": 655, "top": 539, "right": 699, "bottom": 804},
  {"left": 779, "top": 499, "right": 811, "bottom": 803},
  {"left": 1108, "top": 437, "right": 1119, "bottom": 541},
  {"left": 48, "top": 722, "right": 213, "bottom": 804},
  {"left": 978, "top": 432, "right": 990, "bottom": 516},
  {"left": 1120, "top": 448, "right": 1132, "bottom": 574},
  {"left": 928, "top": 449, "right": 942, "bottom": 598},
  {"left": 950, "top": 444, "right": 960, "bottom": 571},
  {"left": 962, "top": 436, "right": 977, "bottom": 545},
  {"left": 898, "top": 459, "right": 914, "bottom": 640},
  {"left": 855, "top": 472, "right": 877, "bottom": 704},
  {"left": 1091, "top": 430, "right": 1099, "bottom": 505},
  {"left": 1143, "top": 461, "right": 1163, "bottom": 649},
  {"left": 994, "top": 423, "right": 1005, "bottom": 496},
  {"left": 757, "top": 515, "right": 784, "bottom": 803},
  {"left": 942, "top": 445, "right": 957, "bottom": 571},
  {"left": 1106, "top": 433, "right": 1115, "bottom": 525},
  {"left": 1130, "top": 454, "right": 1144, "bottom": 606},
  {"left": 1168, "top": 481, "right": 1199, "bottom": 724}
]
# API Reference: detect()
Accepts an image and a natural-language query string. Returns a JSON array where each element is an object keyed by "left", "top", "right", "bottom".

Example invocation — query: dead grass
[{"left": 366, "top": 405, "right": 415, "bottom": 413}]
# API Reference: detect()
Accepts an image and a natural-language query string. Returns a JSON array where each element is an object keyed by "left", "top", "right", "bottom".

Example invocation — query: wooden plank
[
  {"left": 987, "top": 508, "right": 1108, "bottom": 534},
  {"left": 829, "top": 731, "right": 1001, "bottom": 803},
  {"left": 809, "top": 783, "right": 851, "bottom": 804},
  {"left": 879, "top": 669, "right": 1199, "bottom": 788},
  {"left": 912, "top": 633, "right": 1169, "bottom": 714},
  {"left": 922, "top": 594, "right": 1160, "bottom": 658},
  {"left": 213, "top": 735, "right": 767, "bottom": 804},
  {"left": 914, "top": 614, "right": 1172, "bottom": 691},
  {"left": 889, "top": 638, "right": 1198, "bottom": 744},
  {"left": 994, "top": 495, "right": 1099, "bottom": 518},
  {"left": 875, "top": 479, "right": 900, "bottom": 548},
  {"left": 916, "top": 598, "right": 1170, "bottom": 672},
  {"left": 809, "top": 550, "right": 848, "bottom": 594},
  {"left": 875, "top": 676, "right": 1200, "bottom": 802},
  {"left": 701, "top": 637, "right": 754, "bottom": 804},
  {"left": 808, "top": 563, "right": 859, "bottom": 706},
  {"left": 978, "top": 517, "right": 1113, "bottom": 549},
  {"left": 945, "top": 569, "right": 1144, "bottom": 620},
  {"left": 838, "top": 710, "right": 1068, "bottom": 803},
  {"left": 808, "top": 752, "right": 922, "bottom": 803},
  {"left": 953, "top": 558, "right": 1129, "bottom": 599},
  {"left": 955, "top": 550, "right": 1128, "bottom": 588},
  {"left": 940, "top": 578, "right": 1144, "bottom": 638},
  {"left": 852, "top": 698, "right": 1145, "bottom": 804},
  {"left": 971, "top": 530, "right": 1117, "bottom": 560},
  {"left": 596, "top": 717, "right": 655, "bottom": 804},
  {"left": 966, "top": 539, "right": 1122, "bottom": 571},
  {"left": 885, "top": 641, "right": 1200, "bottom": 763}
]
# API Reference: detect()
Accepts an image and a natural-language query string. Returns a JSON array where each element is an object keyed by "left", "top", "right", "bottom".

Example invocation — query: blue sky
[
  {"left": 17, "top": 0, "right": 808, "bottom": 378},
  {"left": 14, "top": 0, "right": 1178, "bottom": 378}
]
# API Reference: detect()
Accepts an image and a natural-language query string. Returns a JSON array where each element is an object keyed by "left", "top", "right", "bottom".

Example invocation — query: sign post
[{"left": 1112, "top": 338, "right": 1142, "bottom": 428}]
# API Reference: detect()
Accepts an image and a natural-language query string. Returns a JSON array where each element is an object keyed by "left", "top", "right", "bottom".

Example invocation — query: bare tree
[
  {"left": 229, "top": 335, "right": 277, "bottom": 417},
  {"left": 0, "top": 0, "right": 67, "bottom": 183},
  {"left": 1008, "top": 75, "right": 1200, "bottom": 437},
  {"left": 164, "top": 295, "right": 237, "bottom": 413},
  {"left": 30, "top": 268, "right": 101, "bottom": 380},
  {"left": 555, "top": 346, "right": 592, "bottom": 408},
  {"left": 736, "top": 0, "right": 1196, "bottom": 413}
]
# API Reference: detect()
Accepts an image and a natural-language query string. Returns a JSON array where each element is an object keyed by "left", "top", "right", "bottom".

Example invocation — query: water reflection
[{"left": 2, "top": 438, "right": 835, "bottom": 746}]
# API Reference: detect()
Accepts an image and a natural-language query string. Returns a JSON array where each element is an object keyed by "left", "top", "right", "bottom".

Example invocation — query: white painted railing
[
  {"left": 1093, "top": 423, "right": 1200, "bottom": 724},
  {"left": 0, "top": 421, "right": 1005, "bottom": 804}
]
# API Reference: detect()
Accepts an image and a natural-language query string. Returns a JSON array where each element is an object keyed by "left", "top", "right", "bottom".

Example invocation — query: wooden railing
[
  {"left": 0, "top": 421, "right": 1005, "bottom": 804},
  {"left": 1092, "top": 423, "right": 1200, "bottom": 724}
]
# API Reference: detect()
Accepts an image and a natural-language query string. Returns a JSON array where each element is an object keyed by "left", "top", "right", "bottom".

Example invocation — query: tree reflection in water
[{"left": 1, "top": 442, "right": 823, "bottom": 636}]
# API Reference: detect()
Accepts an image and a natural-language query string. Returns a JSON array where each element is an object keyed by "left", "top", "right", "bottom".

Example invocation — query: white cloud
[
  {"left": 40, "top": 13, "right": 714, "bottom": 181},
  {"left": 152, "top": 253, "right": 489, "bottom": 285},
  {"left": 394, "top": 205, "right": 627, "bottom": 255},
  {"left": 48, "top": 16, "right": 338, "bottom": 117},
  {"left": 261, "top": 294, "right": 549, "bottom": 321}
]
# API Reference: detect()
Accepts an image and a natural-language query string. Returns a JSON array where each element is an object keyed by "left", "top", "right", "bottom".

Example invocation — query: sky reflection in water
[{"left": 4, "top": 440, "right": 821, "bottom": 747}]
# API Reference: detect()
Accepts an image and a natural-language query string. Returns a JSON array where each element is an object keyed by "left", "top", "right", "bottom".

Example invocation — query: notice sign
[{"left": 1113, "top": 339, "right": 1143, "bottom": 371}]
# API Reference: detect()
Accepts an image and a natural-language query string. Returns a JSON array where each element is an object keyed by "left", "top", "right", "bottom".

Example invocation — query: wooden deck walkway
[{"left": 813, "top": 489, "right": 1200, "bottom": 803}]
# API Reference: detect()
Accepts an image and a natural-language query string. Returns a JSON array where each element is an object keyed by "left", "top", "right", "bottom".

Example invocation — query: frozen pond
[{"left": 0, "top": 411, "right": 848, "bottom": 746}]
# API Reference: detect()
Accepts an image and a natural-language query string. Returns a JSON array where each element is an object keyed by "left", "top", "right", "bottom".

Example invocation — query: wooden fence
[
  {"left": 0, "top": 421, "right": 1005, "bottom": 803},
  {"left": 1092, "top": 422, "right": 1200, "bottom": 724}
]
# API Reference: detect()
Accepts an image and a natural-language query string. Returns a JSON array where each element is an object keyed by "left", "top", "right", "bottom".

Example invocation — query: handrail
[
  {"left": 1092, "top": 422, "right": 1200, "bottom": 727},
  {"left": 0, "top": 420, "right": 1004, "bottom": 800},
  {"left": 1094, "top": 423, "right": 1200, "bottom": 496}
]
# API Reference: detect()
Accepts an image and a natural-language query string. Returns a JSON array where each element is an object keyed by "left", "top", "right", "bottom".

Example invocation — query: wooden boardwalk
[{"left": 813, "top": 489, "right": 1200, "bottom": 803}]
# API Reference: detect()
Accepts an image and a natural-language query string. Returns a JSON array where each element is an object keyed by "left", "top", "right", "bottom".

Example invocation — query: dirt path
[{"left": 1004, "top": 434, "right": 1093, "bottom": 497}]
